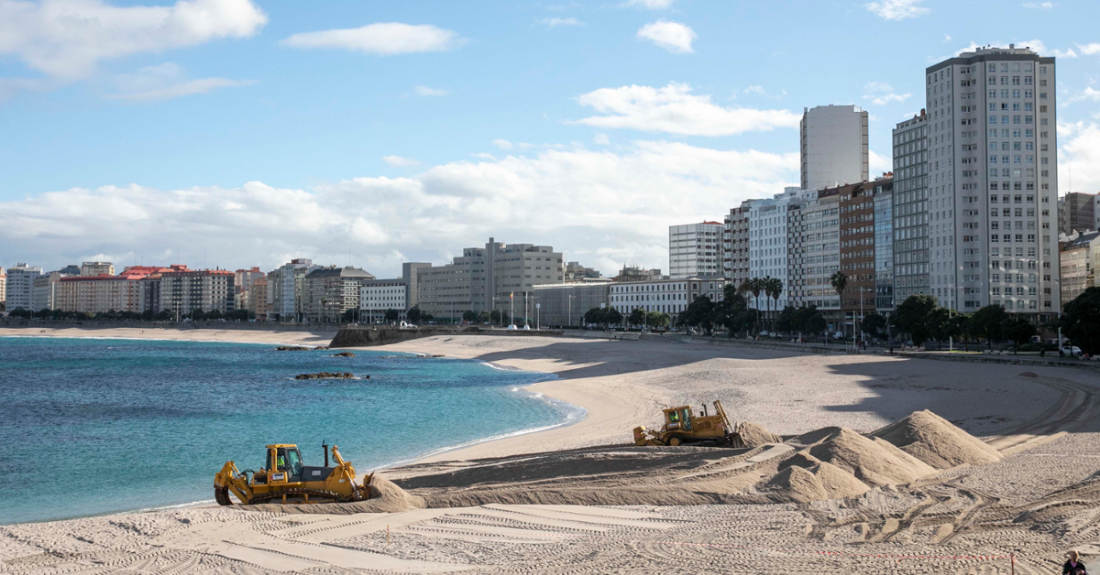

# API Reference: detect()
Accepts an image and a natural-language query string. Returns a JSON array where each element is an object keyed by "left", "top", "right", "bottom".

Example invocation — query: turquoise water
[{"left": 0, "top": 337, "right": 579, "bottom": 524}]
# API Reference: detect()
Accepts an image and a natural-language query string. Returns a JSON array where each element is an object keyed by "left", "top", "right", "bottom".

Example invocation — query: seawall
[{"left": 329, "top": 326, "right": 566, "bottom": 348}]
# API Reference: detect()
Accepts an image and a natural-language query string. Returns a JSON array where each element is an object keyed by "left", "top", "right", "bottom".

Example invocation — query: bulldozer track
[{"left": 245, "top": 488, "right": 347, "bottom": 505}]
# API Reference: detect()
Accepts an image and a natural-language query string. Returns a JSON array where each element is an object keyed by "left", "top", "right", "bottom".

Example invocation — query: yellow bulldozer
[
  {"left": 633, "top": 400, "right": 745, "bottom": 448},
  {"left": 214, "top": 442, "right": 374, "bottom": 505}
]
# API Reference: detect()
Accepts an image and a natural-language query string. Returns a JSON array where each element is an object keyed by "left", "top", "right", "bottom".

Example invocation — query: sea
[{"left": 0, "top": 336, "right": 582, "bottom": 525}]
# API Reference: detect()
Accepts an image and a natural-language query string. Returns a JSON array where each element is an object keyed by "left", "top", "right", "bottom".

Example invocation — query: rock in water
[
  {"left": 294, "top": 372, "right": 355, "bottom": 380},
  {"left": 871, "top": 410, "right": 1002, "bottom": 469},
  {"left": 276, "top": 346, "right": 311, "bottom": 351},
  {"left": 331, "top": 352, "right": 355, "bottom": 357}
]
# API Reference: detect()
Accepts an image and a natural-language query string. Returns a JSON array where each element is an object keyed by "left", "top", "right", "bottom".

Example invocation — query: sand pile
[
  {"left": 764, "top": 462, "right": 870, "bottom": 502},
  {"left": 246, "top": 476, "right": 425, "bottom": 515},
  {"left": 871, "top": 410, "right": 1002, "bottom": 469},
  {"left": 806, "top": 428, "right": 936, "bottom": 487},
  {"left": 736, "top": 422, "right": 783, "bottom": 447}
]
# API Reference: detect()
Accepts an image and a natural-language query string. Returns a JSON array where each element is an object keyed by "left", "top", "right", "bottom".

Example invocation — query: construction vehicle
[
  {"left": 633, "top": 400, "right": 745, "bottom": 448},
  {"left": 214, "top": 442, "right": 374, "bottom": 505}
]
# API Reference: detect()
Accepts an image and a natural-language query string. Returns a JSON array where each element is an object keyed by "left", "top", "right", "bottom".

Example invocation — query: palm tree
[
  {"left": 762, "top": 276, "right": 775, "bottom": 332},
  {"left": 746, "top": 277, "right": 764, "bottom": 328},
  {"left": 830, "top": 271, "right": 848, "bottom": 337},
  {"left": 767, "top": 277, "right": 784, "bottom": 332}
]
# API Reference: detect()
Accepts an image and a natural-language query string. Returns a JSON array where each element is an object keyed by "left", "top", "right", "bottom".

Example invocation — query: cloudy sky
[{"left": 2, "top": 0, "right": 1099, "bottom": 276}]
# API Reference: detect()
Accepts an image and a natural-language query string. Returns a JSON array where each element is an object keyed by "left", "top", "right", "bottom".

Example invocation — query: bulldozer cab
[
  {"left": 664, "top": 406, "right": 693, "bottom": 432},
  {"left": 265, "top": 445, "right": 304, "bottom": 483}
]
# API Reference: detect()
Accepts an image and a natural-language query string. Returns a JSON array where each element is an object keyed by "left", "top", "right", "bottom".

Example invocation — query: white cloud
[
  {"left": 492, "top": 139, "right": 514, "bottom": 150},
  {"left": 741, "top": 85, "right": 786, "bottom": 101},
  {"left": 1022, "top": 2, "right": 1054, "bottom": 8},
  {"left": 1059, "top": 121, "right": 1100, "bottom": 194},
  {"left": 869, "top": 150, "right": 892, "bottom": 175},
  {"left": 944, "top": 34, "right": 952, "bottom": 43},
  {"left": 0, "top": 0, "right": 266, "bottom": 80},
  {"left": 623, "top": 0, "right": 678, "bottom": 8},
  {"left": 1065, "top": 87, "right": 1100, "bottom": 105},
  {"left": 1017, "top": 39, "right": 1076, "bottom": 58},
  {"left": 413, "top": 85, "right": 449, "bottom": 97},
  {"left": 108, "top": 63, "right": 254, "bottom": 102},
  {"left": 572, "top": 82, "right": 801, "bottom": 136},
  {"left": 593, "top": 133, "right": 611, "bottom": 146},
  {"left": 636, "top": 21, "right": 696, "bottom": 54},
  {"left": 1077, "top": 43, "right": 1100, "bottom": 56},
  {"left": 541, "top": 17, "right": 583, "bottom": 27},
  {"left": 0, "top": 141, "right": 798, "bottom": 276},
  {"left": 281, "top": 23, "right": 464, "bottom": 55},
  {"left": 382, "top": 155, "right": 420, "bottom": 167},
  {"left": 865, "top": 0, "right": 929, "bottom": 20},
  {"left": 862, "top": 84, "right": 911, "bottom": 106}
]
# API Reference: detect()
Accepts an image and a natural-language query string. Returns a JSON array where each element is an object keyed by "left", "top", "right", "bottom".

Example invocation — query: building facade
[
  {"left": 800, "top": 105, "right": 869, "bottom": 191},
  {"left": 159, "top": 269, "right": 235, "bottom": 316},
  {"left": 563, "top": 262, "right": 602, "bottom": 282},
  {"left": 669, "top": 222, "right": 723, "bottom": 279},
  {"left": 359, "top": 279, "right": 409, "bottom": 323},
  {"left": 839, "top": 177, "right": 893, "bottom": 329},
  {"left": 790, "top": 186, "right": 842, "bottom": 325},
  {"left": 609, "top": 277, "right": 726, "bottom": 322},
  {"left": 1059, "top": 231, "right": 1099, "bottom": 307},
  {"left": 874, "top": 187, "right": 895, "bottom": 312},
  {"left": 892, "top": 110, "right": 931, "bottom": 305},
  {"left": 531, "top": 282, "right": 611, "bottom": 327},
  {"left": 80, "top": 262, "right": 114, "bottom": 276},
  {"left": 304, "top": 266, "right": 375, "bottom": 322},
  {"left": 32, "top": 272, "right": 66, "bottom": 311},
  {"left": 0, "top": 268, "right": 5, "bottom": 308},
  {"left": 748, "top": 188, "right": 801, "bottom": 310},
  {"left": 55, "top": 268, "right": 151, "bottom": 314},
  {"left": 1060, "top": 192, "right": 1097, "bottom": 235},
  {"left": 926, "top": 45, "right": 1060, "bottom": 317},
  {"left": 415, "top": 238, "right": 563, "bottom": 319},
  {"left": 722, "top": 203, "right": 751, "bottom": 288},
  {"left": 5, "top": 263, "right": 42, "bottom": 311},
  {"left": 270, "top": 258, "right": 317, "bottom": 322}
]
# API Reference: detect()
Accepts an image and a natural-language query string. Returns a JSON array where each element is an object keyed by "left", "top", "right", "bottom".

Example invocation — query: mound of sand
[
  {"left": 807, "top": 428, "right": 936, "bottom": 487},
  {"left": 764, "top": 462, "right": 869, "bottom": 502},
  {"left": 245, "top": 476, "right": 425, "bottom": 515},
  {"left": 777, "top": 450, "right": 821, "bottom": 472},
  {"left": 872, "top": 410, "right": 1002, "bottom": 470},
  {"left": 736, "top": 422, "right": 783, "bottom": 447}
]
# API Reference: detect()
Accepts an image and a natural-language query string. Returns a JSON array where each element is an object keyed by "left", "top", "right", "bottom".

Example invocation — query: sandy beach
[{"left": 3, "top": 327, "right": 1100, "bottom": 574}]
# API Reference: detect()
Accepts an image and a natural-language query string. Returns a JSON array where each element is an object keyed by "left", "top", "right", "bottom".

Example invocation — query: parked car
[{"left": 1062, "top": 345, "right": 1083, "bottom": 357}]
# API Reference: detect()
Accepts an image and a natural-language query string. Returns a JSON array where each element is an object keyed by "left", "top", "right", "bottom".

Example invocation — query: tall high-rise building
[
  {"left": 722, "top": 203, "right": 751, "bottom": 288},
  {"left": 926, "top": 45, "right": 1059, "bottom": 317},
  {"left": 892, "top": 110, "right": 931, "bottom": 305},
  {"left": 748, "top": 188, "right": 802, "bottom": 310},
  {"left": 839, "top": 176, "right": 893, "bottom": 330},
  {"left": 669, "top": 222, "right": 723, "bottom": 279},
  {"left": 789, "top": 186, "right": 842, "bottom": 326},
  {"left": 304, "top": 266, "right": 375, "bottom": 322},
  {"left": 1060, "top": 192, "right": 1097, "bottom": 235},
  {"left": 5, "top": 263, "right": 42, "bottom": 311},
  {"left": 800, "top": 105, "right": 869, "bottom": 191},
  {"left": 0, "top": 267, "right": 6, "bottom": 309},
  {"left": 270, "top": 258, "right": 317, "bottom": 322}
]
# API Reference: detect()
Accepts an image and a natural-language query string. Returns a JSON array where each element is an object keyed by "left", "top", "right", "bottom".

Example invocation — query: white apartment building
[
  {"left": 360, "top": 279, "right": 409, "bottom": 323},
  {"left": 926, "top": 45, "right": 1059, "bottom": 316},
  {"left": 5, "top": 263, "right": 42, "bottom": 311},
  {"left": 32, "top": 272, "right": 66, "bottom": 311},
  {"left": 892, "top": 110, "right": 931, "bottom": 304},
  {"left": 722, "top": 202, "right": 751, "bottom": 287},
  {"left": 748, "top": 188, "right": 801, "bottom": 310},
  {"left": 669, "top": 222, "right": 723, "bottom": 279},
  {"left": 800, "top": 105, "right": 869, "bottom": 191},
  {"left": 80, "top": 262, "right": 114, "bottom": 276},
  {"left": 55, "top": 269, "right": 150, "bottom": 314},
  {"left": 270, "top": 258, "right": 317, "bottom": 322},
  {"left": 789, "top": 186, "right": 842, "bottom": 314},
  {"left": 158, "top": 269, "right": 235, "bottom": 315},
  {"left": 0, "top": 268, "right": 6, "bottom": 308},
  {"left": 609, "top": 277, "right": 726, "bottom": 321}
]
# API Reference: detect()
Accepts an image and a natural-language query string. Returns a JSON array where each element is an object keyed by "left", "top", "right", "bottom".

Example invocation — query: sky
[{"left": 2, "top": 0, "right": 1100, "bottom": 277}]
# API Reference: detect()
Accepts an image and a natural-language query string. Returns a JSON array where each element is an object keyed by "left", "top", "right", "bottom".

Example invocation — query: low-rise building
[
  {"left": 80, "top": 262, "right": 114, "bottom": 276},
  {"left": 609, "top": 277, "right": 726, "bottom": 323},
  {"left": 5, "top": 263, "right": 43, "bottom": 311},
  {"left": 531, "top": 282, "right": 611, "bottom": 327},
  {"left": 159, "top": 268, "right": 235, "bottom": 316},
  {"left": 563, "top": 262, "right": 602, "bottom": 282},
  {"left": 56, "top": 267, "right": 154, "bottom": 314},
  {"left": 359, "top": 279, "right": 408, "bottom": 323},
  {"left": 615, "top": 266, "right": 664, "bottom": 282},
  {"left": 1060, "top": 231, "right": 1100, "bottom": 307},
  {"left": 248, "top": 277, "right": 268, "bottom": 318}
]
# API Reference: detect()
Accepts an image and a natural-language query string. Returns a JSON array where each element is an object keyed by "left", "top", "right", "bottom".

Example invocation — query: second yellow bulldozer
[
  {"left": 633, "top": 400, "right": 745, "bottom": 448},
  {"left": 214, "top": 442, "right": 374, "bottom": 505}
]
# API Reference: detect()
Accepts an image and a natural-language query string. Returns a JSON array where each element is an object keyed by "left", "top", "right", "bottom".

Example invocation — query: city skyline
[{"left": 2, "top": 1, "right": 1100, "bottom": 277}]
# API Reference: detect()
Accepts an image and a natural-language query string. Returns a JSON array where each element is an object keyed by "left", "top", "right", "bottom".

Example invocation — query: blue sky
[{"left": 2, "top": 0, "right": 1100, "bottom": 276}]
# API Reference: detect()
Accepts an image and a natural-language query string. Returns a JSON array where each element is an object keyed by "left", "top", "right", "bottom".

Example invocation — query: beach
[{"left": 3, "top": 327, "right": 1100, "bottom": 574}]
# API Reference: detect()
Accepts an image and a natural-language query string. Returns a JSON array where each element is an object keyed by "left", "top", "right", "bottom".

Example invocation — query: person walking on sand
[{"left": 1064, "top": 550, "right": 1087, "bottom": 574}]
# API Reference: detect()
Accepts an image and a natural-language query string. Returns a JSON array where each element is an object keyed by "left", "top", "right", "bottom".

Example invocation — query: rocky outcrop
[
  {"left": 331, "top": 352, "right": 355, "bottom": 357},
  {"left": 294, "top": 372, "right": 356, "bottom": 380}
]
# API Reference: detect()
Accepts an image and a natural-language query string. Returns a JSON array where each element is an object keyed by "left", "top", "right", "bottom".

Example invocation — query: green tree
[
  {"left": 605, "top": 307, "right": 624, "bottom": 327},
  {"left": 776, "top": 306, "right": 796, "bottom": 335},
  {"left": 1061, "top": 287, "right": 1100, "bottom": 355},
  {"left": 1001, "top": 316, "right": 1036, "bottom": 353},
  {"left": 830, "top": 271, "right": 848, "bottom": 336},
  {"left": 385, "top": 309, "right": 400, "bottom": 324},
  {"left": 803, "top": 307, "right": 826, "bottom": 335},
  {"left": 895, "top": 295, "right": 937, "bottom": 347},
  {"left": 583, "top": 307, "right": 605, "bottom": 327},
  {"left": 740, "top": 278, "right": 764, "bottom": 326},
  {"left": 407, "top": 306, "right": 422, "bottom": 324},
  {"left": 629, "top": 307, "right": 647, "bottom": 327},
  {"left": 476, "top": 310, "right": 490, "bottom": 323},
  {"left": 713, "top": 290, "right": 748, "bottom": 337},
  {"left": 680, "top": 296, "right": 716, "bottom": 335},
  {"left": 462, "top": 310, "right": 477, "bottom": 323},
  {"left": 646, "top": 311, "right": 670, "bottom": 328},
  {"left": 861, "top": 312, "right": 888, "bottom": 339},
  {"left": 968, "top": 304, "right": 1008, "bottom": 350}
]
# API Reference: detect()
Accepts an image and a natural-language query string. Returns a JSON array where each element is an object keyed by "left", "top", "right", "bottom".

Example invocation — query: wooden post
[
  {"left": 386, "top": 525, "right": 390, "bottom": 545},
  {"left": 1010, "top": 553, "right": 1015, "bottom": 575}
]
